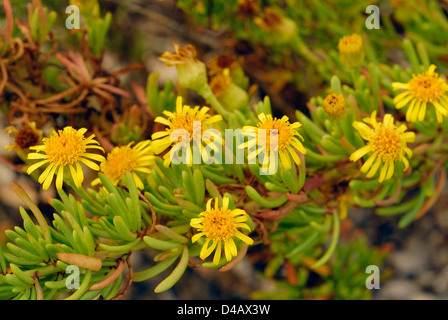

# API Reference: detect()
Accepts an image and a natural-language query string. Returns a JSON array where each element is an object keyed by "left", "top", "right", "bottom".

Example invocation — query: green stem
[
  {"left": 198, "top": 84, "right": 230, "bottom": 120},
  {"left": 311, "top": 210, "right": 340, "bottom": 269},
  {"left": 64, "top": 270, "right": 92, "bottom": 300},
  {"left": 12, "top": 183, "right": 51, "bottom": 243}
]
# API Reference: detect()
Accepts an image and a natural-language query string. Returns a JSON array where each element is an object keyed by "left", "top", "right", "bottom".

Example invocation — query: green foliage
[{"left": 1, "top": 0, "right": 447, "bottom": 300}]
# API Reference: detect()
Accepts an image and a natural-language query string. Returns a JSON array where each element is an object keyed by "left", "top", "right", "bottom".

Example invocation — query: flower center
[
  {"left": 338, "top": 34, "right": 363, "bottom": 55},
  {"left": 45, "top": 129, "right": 86, "bottom": 166},
  {"left": 201, "top": 209, "right": 238, "bottom": 240},
  {"left": 257, "top": 118, "right": 292, "bottom": 151},
  {"left": 370, "top": 125, "right": 403, "bottom": 161},
  {"left": 101, "top": 146, "right": 137, "bottom": 182},
  {"left": 15, "top": 125, "right": 40, "bottom": 150},
  {"left": 408, "top": 73, "right": 444, "bottom": 102},
  {"left": 169, "top": 113, "right": 204, "bottom": 142}
]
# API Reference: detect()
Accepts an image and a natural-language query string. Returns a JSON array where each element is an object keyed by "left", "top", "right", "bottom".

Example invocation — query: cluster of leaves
[
  {"left": 0, "top": 0, "right": 149, "bottom": 150},
  {"left": 0, "top": 0, "right": 447, "bottom": 300},
  {"left": 176, "top": 0, "right": 448, "bottom": 91}
]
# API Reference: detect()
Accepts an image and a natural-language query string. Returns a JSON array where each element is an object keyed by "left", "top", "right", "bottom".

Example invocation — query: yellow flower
[
  {"left": 190, "top": 197, "right": 253, "bottom": 265},
  {"left": 92, "top": 140, "right": 154, "bottom": 189},
  {"left": 338, "top": 33, "right": 364, "bottom": 67},
  {"left": 392, "top": 64, "right": 448, "bottom": 123},
  {"left": 27, "top": 127, "right": 105, "bottom": 190},
  {"left": 240, "top": 113, "right": 306, "bottom": 173},
  {"left": 151, "top": 96, "right": 222, "bottom": 167},
  {"left": 322, "top": 93, "right": 347, "bottom": 119},
  {"left": 350, "top": 111, "right": 415, "bottom": 183},
  {"left": 4, "top": 122, "right": 42, "bottom": 155}
]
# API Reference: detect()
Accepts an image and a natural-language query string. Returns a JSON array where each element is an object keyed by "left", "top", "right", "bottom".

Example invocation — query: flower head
[
  {"left": 151, "top": 96, "right": 222, "bottom": 167},
  {"left": 4, "top": 122, "right": 42, "bottom": 155},
  {"left": 27, "top": 127, "right": 105, "bottom": 190},
  {"left": 241, "top": 113, "right": 306, "bottom": 173},
  {"left": 92, "top": 140, "right": 154, "bottom": 189},
  {"left": 392, "top": 64, "right": 448, "bottom": 123},
  {"left": 350, "top": 112, "right": 415, "bottom": 182},
  {"left": 338, "top": 33, "right": 364, "bottom": 67},
  {"left": 190, "top": 197, "right": 254, "bottom": 265},
  {"left": 322, "top": 93, "right": 347, "bottom": 118},
  {"left": 159, "top": 43, "right": 207, "bottom": 91},
  {"left": 338, "top": 34, "right": 363, "bottom": 55}
]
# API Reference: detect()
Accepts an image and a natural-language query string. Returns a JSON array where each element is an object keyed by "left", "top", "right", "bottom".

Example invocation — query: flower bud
[
  {"left": 322, "top": 93, "right": 348, "bottom": 119},
  {"left": 210, "top": 71, "right": 249, "bottom": 111},
  {"left": 159, "top": 43, "right": 208, "bottom": 92},
  {"left": 254, "top": 8, "right": 298, "bottom": 47},
  {"left": 338, "top": 33, "right": 364, "bottom": 68}
]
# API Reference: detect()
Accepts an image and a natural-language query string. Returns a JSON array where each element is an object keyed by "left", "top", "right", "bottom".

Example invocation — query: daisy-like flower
[
  {"left": 27, "top": 127, "right": 105, "bottom": 190},
  {"left": 151, "top": 96, "right": 223, "bottom": 167},
  {"left": 392, "top": 64, "right": 448, "bottom": 123},
  {"left": 349, "top": 111, "right": 415, "bottom": 183},
  {"left": 190, "top": 197, "right": 254, "bottom": 265},
  {"left": 4, "top": 122, "right": 42, "bottom": 155},
  {"left": 91, "top": 140, "right": 154, "bottom": 189},
  {"left": 240, "top": 113, "right": 306, "bottom": 173}
]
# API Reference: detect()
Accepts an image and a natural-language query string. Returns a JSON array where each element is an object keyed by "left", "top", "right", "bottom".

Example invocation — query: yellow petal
[
  {"left": 222, "top": 197, "right": 229, "bottom": 211},
  {"left": 366, "top": 157, "right": 382, "bottom": 178},
  {"left": 191, "top": 232, "right": 204, "bottom": 243},
  {"left": 200, "top": 239, "right": 217, "bottom": 260},
  {"left": 385, "top": 160, "right": 395, "bottom": 180},
  {"left": 378, "top": 161, "right": 389, "bottom": 182},
  {"left": 279, "top": 149, "right": 291, "bottom": 170},
  {"left": 56, "top": 165, "right": 64, "bottom": 190},
  {"left": 418, "top": 101, "right": 427, "bottom": 121},
  {"left": 42, "top": 164, "right": 58, "bottom": 190},
  {"left": 80, "top": 158, "right": 100, "bottom": 171},
  {"left": 360, "top": 153, "right": 377, "bottom": 173},
  {"left": 395, "top": 95, "right": 414, "bottom": 109},
  {"left": 213, "top": 241, "right": 222, "bottom": 265},
  {"left": 27, "top": 159, "right": 50, "bottom": 175},
  {"left": 353, "top": 121, "right": 372, "bottom": 140},
  {"left": 350, "top": 145, "right": 372, "bottom": 162},
  {"left": 224, "top": 239, "right": 232, "bottom": 262},
  {"left": 393, "top": 91, "right": 411, "bottom": 104},
  {"left": 234, "top": 231, "right": 254, "bottom": 245}
]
